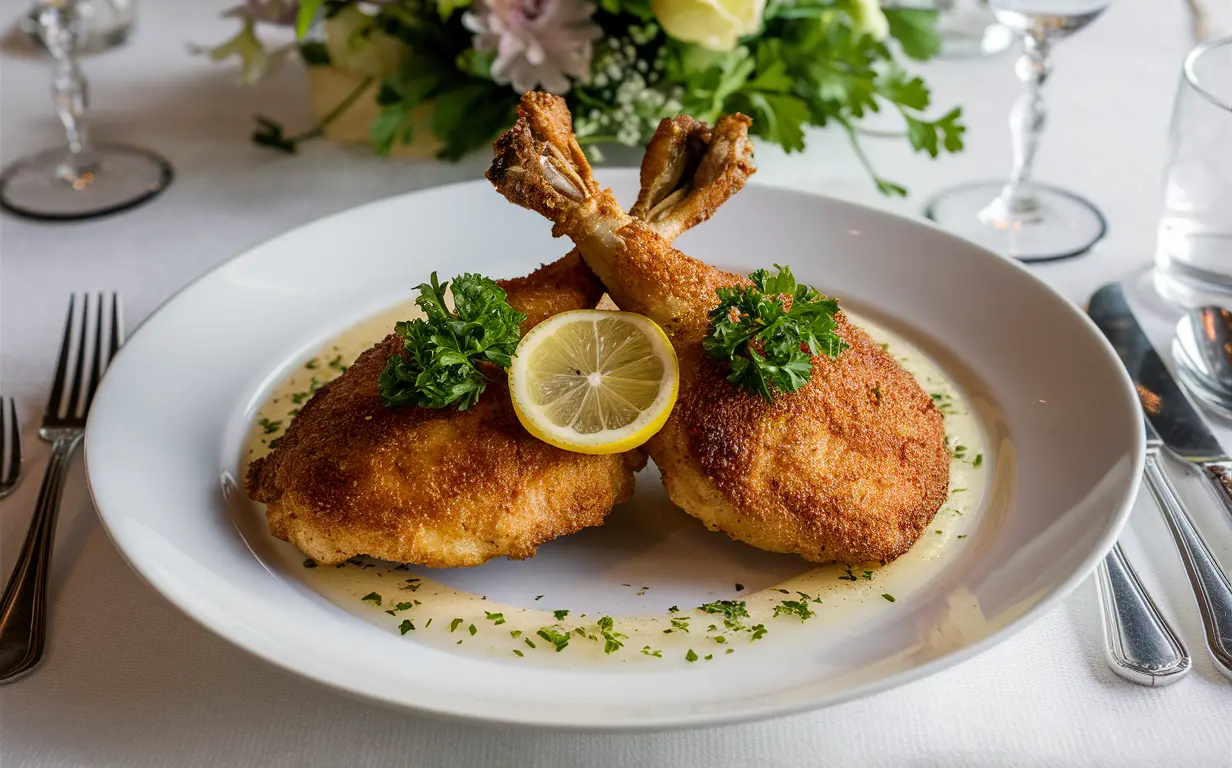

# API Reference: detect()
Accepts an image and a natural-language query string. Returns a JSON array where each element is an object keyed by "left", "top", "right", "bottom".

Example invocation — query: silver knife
[{"left": 1089, "top": 283, "right": 1232, "bottom": 679}]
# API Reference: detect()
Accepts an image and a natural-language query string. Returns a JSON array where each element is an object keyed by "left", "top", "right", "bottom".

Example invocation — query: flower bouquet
[{"left": 203, "top": 0, "right": 964, "bottom": 194}]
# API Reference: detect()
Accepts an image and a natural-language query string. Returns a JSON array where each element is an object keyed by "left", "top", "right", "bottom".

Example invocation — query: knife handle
[
  {"left": 1199, "top": 460, "right": 1232, "bottom": 520},
  {"left": 1145, "top": 451, "right": 1232, "bottom": 679},
  {"left": 1094, "top": 543, "right": 1191, "bottom": 686}
]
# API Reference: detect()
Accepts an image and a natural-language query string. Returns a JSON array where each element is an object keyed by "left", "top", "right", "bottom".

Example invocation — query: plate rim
[{"left": 84, "top": 171, "right": 1144, "bottom": 730}]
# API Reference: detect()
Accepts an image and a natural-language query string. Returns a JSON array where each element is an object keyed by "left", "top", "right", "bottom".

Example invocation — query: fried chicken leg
[
  {"left": 486, "top": 93, "right": 949, "bottom": 565},
  {"left": 245, "top": 114, "right": 754, "bottom": 567}
]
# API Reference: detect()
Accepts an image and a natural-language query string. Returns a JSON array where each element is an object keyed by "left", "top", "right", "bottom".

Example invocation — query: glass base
[
  {"left": 0, "top": 144, "right": 173, "bottom": 220},
  {"left": 923, "top": 181, "right": 1107, "bottom": 263}
]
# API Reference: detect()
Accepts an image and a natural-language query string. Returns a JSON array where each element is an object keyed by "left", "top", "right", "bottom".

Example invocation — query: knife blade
[
  {"left": 1089, "top": 283, "right": 1232, "bottom": 678},
  {"left": 1088, "top": 284, "right": 1232, "bottom": 497}
]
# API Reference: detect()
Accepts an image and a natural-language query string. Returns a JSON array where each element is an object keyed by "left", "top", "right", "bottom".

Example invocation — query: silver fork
[
  {"left": 0, "top": 398, "right": 20, "bottom": 499},
  {"left": 0, "top": 293, "right": 122, "bottom": 683}
]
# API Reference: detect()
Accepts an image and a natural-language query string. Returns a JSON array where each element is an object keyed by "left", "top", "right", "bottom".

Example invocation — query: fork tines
[{"left": 45, "top": 293, "right": 123, "bottom": 427}]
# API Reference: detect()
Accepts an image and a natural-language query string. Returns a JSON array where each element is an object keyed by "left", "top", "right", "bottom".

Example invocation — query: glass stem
[
  {"left": 38, "top": 2, "right": 98, "bottom": 178},
  {"left": 987, "top": 31, "right": 1051, "bottom": 224}
]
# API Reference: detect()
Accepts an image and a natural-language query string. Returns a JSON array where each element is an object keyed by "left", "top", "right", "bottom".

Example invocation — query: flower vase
[{"left": 306, "top": 66, "right": 441, "bottom": 159}]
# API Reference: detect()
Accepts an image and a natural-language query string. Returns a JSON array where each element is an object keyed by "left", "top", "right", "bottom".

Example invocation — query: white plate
[{"left": 85, "top": 171, "right": 1142, "bottom": 730}]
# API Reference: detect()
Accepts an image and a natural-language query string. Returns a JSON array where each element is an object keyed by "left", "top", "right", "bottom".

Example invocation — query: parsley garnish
[
  {"left": 468, "top": 623, "right": 477, "bottom": 636},
  {"left": 361, "top": 592, "right": 381, "bottom": 606},
  {"left": 697, "top": 600, "right": 749, "bottom": 622},
  {"left": 882, "top": 593, "right": 896, "bottom": 603},
  {"left": 393, "top": 602, "right": 413, "bottom": 612},
  {"left": 524, "top": 638, "right": 536, "bottom": 649},
  {"left": 485, "top": 611, "right": 506, "bottom": 625},
  {"left": 534, "top": 595, "right": 544, "bottom": 601},
  {"left": 972, "top": 454, "right": 984, "bottom": 468},
  {"left": 304, "top": 359, "right": 319, "bottom": 370},
  {"left": 510, "top": 630, "right": 522, "bottom": 638},
  {"left": 424, "top": 618, "right": 432, "bottom": 628},
  {"left": 450, "top": 618, "right": 463, "bottom": 632},
  {"left": 749, "top": 624, "right": 767, "bottom": 641},
  {"left": 863, "top": 570, "right": 874, "bottom": 580},
  {"left": 399, "top": 620, "right": 414, "bottom": 635},
  {"left": 702, "top": 265, "right": 848, "bottom": 400},
  {"left": 553, "top": 609, "right": 569, "bottom": 621},
  {"left": 512, "top": 649, "right": 524, "bottom": 657},
  {"left": 773, "top": 600, "right": 815, "bottom": 622},
  {"left": 685, "top": 649, "right": 699, "bottom": 663},
  {"left": 537, "top": 627, "right": 571, "bottom": 652},
  {"left": 379, "top": 273, "right": 526, "bottom": 411},
  {"left": 641, "top": 646, "right": 662, "bottom": 658}
]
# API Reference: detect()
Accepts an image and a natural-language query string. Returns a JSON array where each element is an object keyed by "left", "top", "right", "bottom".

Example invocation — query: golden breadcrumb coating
[{"left": 487, "top": 92, "right": 948, "bottom": 564}]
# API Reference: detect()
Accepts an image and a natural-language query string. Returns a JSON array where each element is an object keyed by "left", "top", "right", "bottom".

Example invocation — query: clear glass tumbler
[{"left": 1154, "top": 37, "right": 1232, "bottom": 305}]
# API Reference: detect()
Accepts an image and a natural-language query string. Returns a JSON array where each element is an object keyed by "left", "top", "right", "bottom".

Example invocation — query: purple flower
[{"left": 463, "top": 0, "right": 603, "bottom": 94}]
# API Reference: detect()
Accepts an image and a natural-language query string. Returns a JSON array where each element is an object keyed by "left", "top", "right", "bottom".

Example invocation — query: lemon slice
[{"left": 509, "top": 310, "right": 679, "bottom": 454}]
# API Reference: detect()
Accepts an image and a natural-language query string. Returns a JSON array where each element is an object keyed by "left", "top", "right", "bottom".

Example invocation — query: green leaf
[
  {"left": 904, "top": 107, "right": 965, "bottom": 158},
  {"left": 379, "top": 272, "right": 526, "bottom": 410},
  {"left": 884, "top": 9, "right": 942, "bottom": 60},
  {"left": 744, "top": 92, "right": 809, "bottom": 153},
  {"left": 877, "top": 68, "right": 930, "bottom": 111},
  {"left": 296, "top": 0, "right": 324, "bottom": 38},
  {"left": 703, "top": 265, "right": 848, "bottom": 401}
]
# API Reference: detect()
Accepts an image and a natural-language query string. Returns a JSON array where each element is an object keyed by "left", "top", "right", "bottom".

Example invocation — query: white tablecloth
[{"left": 3, "top": 0, "right": 1232, "bottom": 765}]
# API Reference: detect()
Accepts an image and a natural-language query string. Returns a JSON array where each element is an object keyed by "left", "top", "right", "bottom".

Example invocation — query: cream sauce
[{"left": 244, "top": 305, "right": 991, "bottom": 667}]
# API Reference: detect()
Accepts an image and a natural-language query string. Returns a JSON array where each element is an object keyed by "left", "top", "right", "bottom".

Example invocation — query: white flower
[{"left": 463, "top": 0, "right": 603, "bottom": 94}]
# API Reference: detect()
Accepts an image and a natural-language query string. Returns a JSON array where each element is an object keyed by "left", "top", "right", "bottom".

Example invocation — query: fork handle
[
  {"left": 0, "top": 433, "right": 81, "bottom": 684},
  {"left": 1146, "top": 450, "right": 1232, "bottom": 679},
  {"left": 1094, "top": 543, "right": 1190, "bottom": 686}
]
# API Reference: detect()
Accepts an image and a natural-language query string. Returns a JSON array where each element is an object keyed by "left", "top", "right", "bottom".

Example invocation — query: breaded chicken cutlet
[
  {"left": 245, "top": 114, "right": 757, "bottom": 567},
  {"left": 487, "top": 93, "right": 950, "bottom": 565}
]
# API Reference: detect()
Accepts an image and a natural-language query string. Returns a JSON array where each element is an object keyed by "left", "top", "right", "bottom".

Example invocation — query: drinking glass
[
  {"left": 1153, "top": 37, "right": 1232, "bottom": 306},
  {"left": 19, "top": 0, "right": 135, "bottom": 54},
  {"left": 924, "top": 0, "right": 1112, "bottom": 262},
  {"left": 0, "top": 0, "right": 172, "bottom": 220}
]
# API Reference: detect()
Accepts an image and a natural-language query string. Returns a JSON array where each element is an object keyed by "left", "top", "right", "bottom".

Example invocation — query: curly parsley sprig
[
  {"left": 702, "top": 264, "right": 848, "bottom": 401},
  {"left": 379, "top": 272, "right": 525, "bottom": 410}
]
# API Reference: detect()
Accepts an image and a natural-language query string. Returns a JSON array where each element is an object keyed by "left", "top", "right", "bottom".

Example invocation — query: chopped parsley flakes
[
  {"left": 773, "top": 600, "right": 815, "bottom": 622},
  {"left": 536, "top": 626, "right": 571, "bottom": 652},
  {"left": 399, "top": 620, "right": 414, "bottom": 635},
  {"left": 697, "top": 600, "right": 749, "bottom": 622},
  {"left": 685, "top": 649, "right": 698, "bottom": 663},
  {"left": 361, "top": 592, "right": 382, "bottom": 606}
]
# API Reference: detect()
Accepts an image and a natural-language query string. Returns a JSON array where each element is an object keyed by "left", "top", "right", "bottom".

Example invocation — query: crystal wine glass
[
  {"left": 0, "top": 0, "right": 171, "bottom": 220},
  {"left": 19, "top": 0, "right": 136, "bottom": 54},
  {"left": 924, "top": 0, "right": 1112, "bottom": 262}
]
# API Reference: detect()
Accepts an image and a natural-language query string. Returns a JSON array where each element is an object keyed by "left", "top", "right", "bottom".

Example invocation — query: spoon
[{"left": 1172, "top": 305, "right": 1232, "bottom": 419}]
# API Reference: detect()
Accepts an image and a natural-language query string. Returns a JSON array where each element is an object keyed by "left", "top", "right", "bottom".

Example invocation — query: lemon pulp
[{"left": 509, "top": 310, "right": 679, "bottom": 454}]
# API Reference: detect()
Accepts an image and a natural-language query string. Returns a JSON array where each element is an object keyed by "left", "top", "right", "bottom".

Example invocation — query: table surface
[{"left": 3, "top": 0, "right": 1232, "bottom": 765}]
